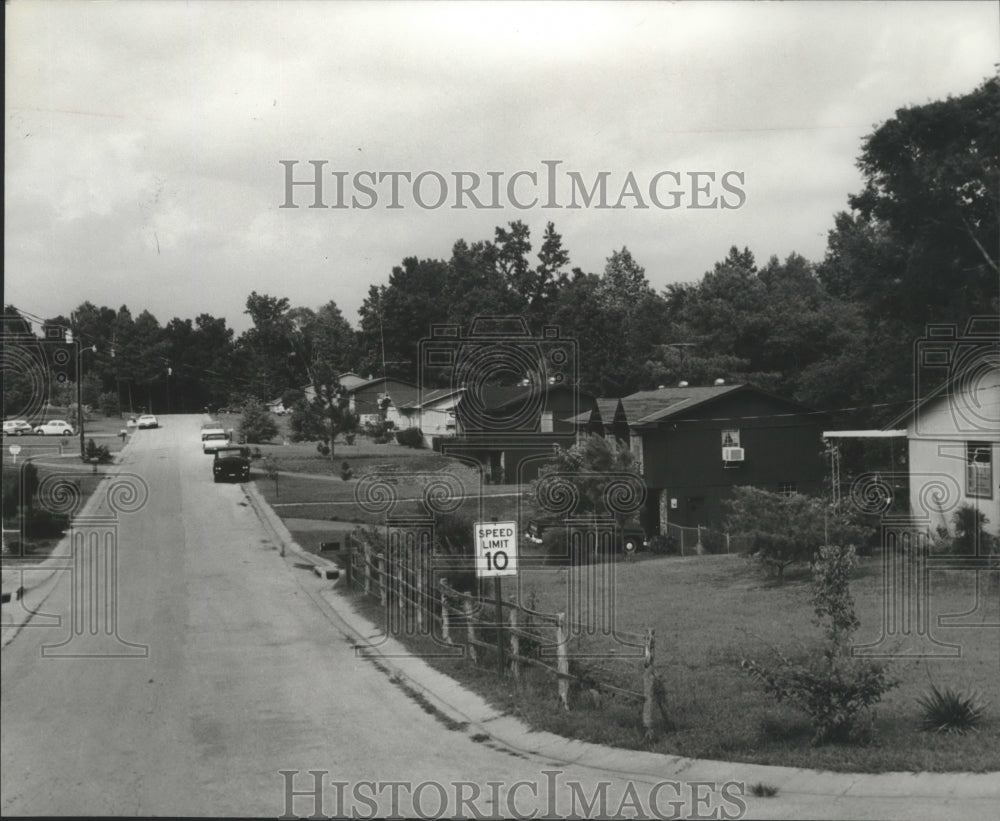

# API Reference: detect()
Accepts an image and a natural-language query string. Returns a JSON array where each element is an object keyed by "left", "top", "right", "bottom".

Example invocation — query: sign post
[
  {"left": 8, "top": 445, "right": 22, "bottom": 465},
  {"left": 474, "top": 521, "right": 518, "bottom": 676}
]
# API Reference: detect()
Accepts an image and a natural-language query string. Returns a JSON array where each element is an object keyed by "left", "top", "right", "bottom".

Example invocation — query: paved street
[{"left": 2, "top": 415, "right": 997, "bottom": 819}]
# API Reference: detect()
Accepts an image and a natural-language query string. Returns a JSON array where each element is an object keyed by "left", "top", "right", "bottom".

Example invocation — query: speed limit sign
[{"left": 473, "top": 521, "right": 518, "bottom": 577}]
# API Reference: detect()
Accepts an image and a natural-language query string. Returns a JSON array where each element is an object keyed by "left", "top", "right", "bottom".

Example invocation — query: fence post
[
  {"left": 415, "top": 553, "right": 424, "bottom": 633},
  {"left": 378, "top": 554, "right": 387, "bottom": 607},
  {"left": 555, "top": 613, "right": 570, "bottom": 711},
  {"left": 696, "top": 525, "right": 703, "bottom": 554},
  {"left": 726, "top": 532, "right": 730, "bottom": 554},
  {"left": 509, "top": 607, "right": 521, "bottom": 684},
  {"left": 440, "top": 580, "right": 452, "bottom": 645},
  {"left": 363, "top": 541, "right": 372, "bottom": 596},
  {"left": 464, "top": 596, "right": 477, "bottom": 664},
  {"left": 642, "top": 627, "right": 657, "bottom": 742}
]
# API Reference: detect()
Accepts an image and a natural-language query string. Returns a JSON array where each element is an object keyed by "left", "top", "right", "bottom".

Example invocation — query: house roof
[
  {"left": 398, "top": 387, "right": 465, "bottom": 410},
  {"left": 884, "top": 360, "right": 1000, "bottom": 430},
  {"left": 623, "top": 384, "right": 744, "bottom": 426},
  {"left": 337, "top": 372, "right": 367, "bottom": 390},
  {"left": 344, "top": 376, "right": 418, "bottom": 393}
]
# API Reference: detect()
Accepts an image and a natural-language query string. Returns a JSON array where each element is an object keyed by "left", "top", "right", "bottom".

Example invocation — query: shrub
[
  {"left": 25, "top": 509, "right": 71, "bottom": 538},
  {"left": 917, "top": 684, "right": 988, "bottom": 734},
  {"left": 340, "top": 461, "right": 353, "bottom": 481},
  {"left": 395, "top": 427, "right": 424, "bottom": 449},
  {"left": 951, "top": 503, "right": 991, "bottom": 555},
  {"left": 365, "top": 419, "right": 395, "bottom": 444},
  {"left": 239, "top": 400, "right": 278, "bottom": 444},
  {"left": 84, "top": 438, "right": 113, "bottom": 464},
  {"left": 725, "top": 487, "right": 868, "bottom": 582},
  {"left": 741, "top": 545, "right": 898, "bottom": 744},
  {"left": 2, "top": 463, "right": 39, "bottom": 520},
  {"left": 647, "top": 533, "right": 678, "bottom": 555}
]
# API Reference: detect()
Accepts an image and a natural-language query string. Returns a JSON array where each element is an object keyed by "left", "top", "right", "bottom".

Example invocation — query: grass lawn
[
  {"left": 2, "top": 411, "right": 136, "bottom": 561},
  {"left": 337, "top": 551, "right": 999, "bottom": 773}
]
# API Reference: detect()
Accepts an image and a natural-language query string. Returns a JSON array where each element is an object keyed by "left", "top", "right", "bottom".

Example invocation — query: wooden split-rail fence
[{"left": 342, "top": 529, "right": 668, "bottom": 739}]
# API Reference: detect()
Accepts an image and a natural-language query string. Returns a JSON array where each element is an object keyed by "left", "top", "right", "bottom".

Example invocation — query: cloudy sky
[{"left": 5, "top": 1, "right": 997, "bottom": 335}]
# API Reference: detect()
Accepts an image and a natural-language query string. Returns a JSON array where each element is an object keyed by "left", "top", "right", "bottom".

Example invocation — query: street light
[{"left": 65, "top": 331, "right": 97, "bottom": 460}]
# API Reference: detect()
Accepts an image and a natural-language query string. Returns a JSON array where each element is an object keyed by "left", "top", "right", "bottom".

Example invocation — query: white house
[
  {"left": 888, "top": 362, "right": 999, "bottom": 537},
  {"left": 389, "top": 387, "right": 464, "bottom": 448}
]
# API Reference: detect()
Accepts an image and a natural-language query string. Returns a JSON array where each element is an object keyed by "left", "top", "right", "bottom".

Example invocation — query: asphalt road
[{"left": 2, "top": 415, "right": 996, "bottom": 820}]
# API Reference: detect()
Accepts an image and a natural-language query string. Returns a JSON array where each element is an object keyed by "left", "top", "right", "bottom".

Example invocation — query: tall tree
[{"left": 235, "top": 292, "right": 298, "bottom": 401}]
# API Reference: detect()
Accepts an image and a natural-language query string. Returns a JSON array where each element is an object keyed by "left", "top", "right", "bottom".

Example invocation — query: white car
[
  {"left": 202, "top": 429, "right": 230, "bottom": 453},
  {"left": 137, "top": 414, "right": 159, "bottom": 429},
  {"left": 3, "top": 420, "right": 33, "bottom": 436},
  {"left": 34, "top": 419, "right": 74, "bottom": 436}
]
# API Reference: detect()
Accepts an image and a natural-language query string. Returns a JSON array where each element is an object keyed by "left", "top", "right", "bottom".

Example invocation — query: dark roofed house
[{"left": 577, "top": 383, "right": 828, "bottom": 536}]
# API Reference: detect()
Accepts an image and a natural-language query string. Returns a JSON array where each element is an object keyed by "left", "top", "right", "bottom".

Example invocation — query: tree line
[{"left": 3, "top": 77, "right": 997, "bottom": 428}]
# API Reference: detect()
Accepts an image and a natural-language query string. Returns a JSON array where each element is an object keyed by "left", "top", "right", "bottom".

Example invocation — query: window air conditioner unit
[{"left": 722, "top": 447, "right": 745, "bottom": 462}]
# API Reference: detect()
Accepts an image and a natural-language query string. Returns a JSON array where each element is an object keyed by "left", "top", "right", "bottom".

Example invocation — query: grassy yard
[
  {"left": 2, "top": 411, "right": 136, "bottom": 561},
  {"left": 335, "top": 551, "right": 999, "bottom": 773}
]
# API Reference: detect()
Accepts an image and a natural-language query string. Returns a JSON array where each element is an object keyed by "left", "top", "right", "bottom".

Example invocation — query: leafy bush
[
  {"left": 25, "top": 509, "right": 71, "bottom": 538},
  {"left": 340, "top": 460, "right": 353, "bottom": 481},
  {"left": 239, "top": 400, "right": 278, "bottom": 443},
  {"left": 365, "top": 419, "right": 395, "bottom": 444},
  {"left": 84, "top": 438, "right": 113, "bottom": 464},
  {"left": 2, "top": 463, "right": 39, "bottom": 520},
  {"left": 646, "top": 533, "right": 677, "bottom": 555},
  {"left": 395, "top": 427, "right": 424, "bottom": 449},
  {"left": 741, "top": 545, "right": 897, "bottom": 744},
  {"left": 917, "top": 684, "right": 988, "bottom": 734},
  {"left": 725, "top": 487, "right": 868, "bottom": 582},
  {"left": 951, "top": 504, "right": 991, "bottom": 555}
]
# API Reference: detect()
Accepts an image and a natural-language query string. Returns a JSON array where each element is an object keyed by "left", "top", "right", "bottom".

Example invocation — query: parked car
[
  {"left": 34, "top": 420, "right": 74, "bottom": 436},
  {"left": 202, "top": 429, "right": 231, "bottom": 453},
  {"left": 3, "top": 420, "right": 33, "bottom": 436},
  {"left": 137, "top": 414, "right": 159, "bottom": 429},
  {"left": 213, "top": 446, "right": 251, "bottom": 482}
]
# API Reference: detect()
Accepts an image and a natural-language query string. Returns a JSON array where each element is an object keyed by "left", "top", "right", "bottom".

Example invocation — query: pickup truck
[{"left": 213, "top": 446, "right": 251, "bottom": 482}]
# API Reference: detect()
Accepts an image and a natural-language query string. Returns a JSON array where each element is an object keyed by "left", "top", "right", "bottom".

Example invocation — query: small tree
[
  {"left": 531, "top": 435, "right": 643, "bottom": 526},
  {"left": 239, "top": 400, "right": 278, "bottom": 443},
  {"left": 289, "top": 372, "right": 358, "bottom": 461},
  {"left": 742, "top": 545, "right": 898, "bottom": 744}
]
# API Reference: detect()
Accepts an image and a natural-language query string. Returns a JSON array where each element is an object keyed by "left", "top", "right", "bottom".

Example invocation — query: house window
[
  {"left": 778, "top": 482, "right": 798, "bottom": 497},
  {"left": 721, "top": 428, "right": 741, "bottom": 448},
  {"left": 966, "top": 442, "right": 993, "bottom": 499}
]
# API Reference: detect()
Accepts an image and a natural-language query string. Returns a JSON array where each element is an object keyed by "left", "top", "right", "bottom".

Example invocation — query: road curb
[{"left": 241, "top": 480, "right": 341, "bottom": 578}]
